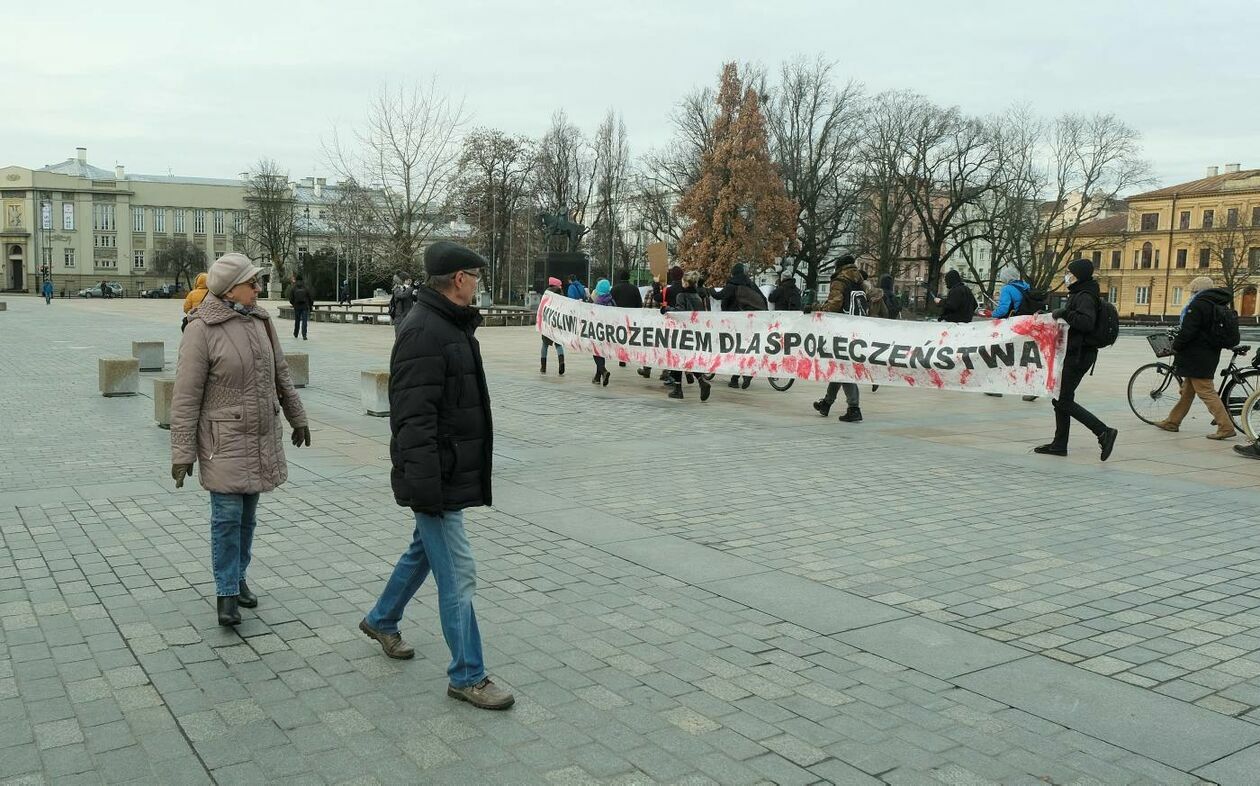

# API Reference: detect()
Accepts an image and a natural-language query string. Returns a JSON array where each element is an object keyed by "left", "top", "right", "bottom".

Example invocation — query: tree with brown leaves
[{"left": 677, "top": 63, "right": 797, "bottom": 281}]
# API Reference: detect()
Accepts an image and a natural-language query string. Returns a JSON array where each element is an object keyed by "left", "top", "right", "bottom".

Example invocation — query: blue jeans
[
  {"left": 293, "top": 308, "right": 309, "bottom": 338},
  {"left": 366, "top": 510, "right": 485, "bottom": 688},
  {"left": 209, "top": 492, "right": 259, "bottom": 596}
]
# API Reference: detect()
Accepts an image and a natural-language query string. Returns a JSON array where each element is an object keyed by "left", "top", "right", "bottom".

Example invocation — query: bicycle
[
  {"left": 1241, "top": 386, "right": 1260, "bottom": 441},
  {"left": 690, "top": 372, "right": 794, "bottom": 391},
  {"left": 1127, "top": 338, "right": 1260, "bottom": 432}
]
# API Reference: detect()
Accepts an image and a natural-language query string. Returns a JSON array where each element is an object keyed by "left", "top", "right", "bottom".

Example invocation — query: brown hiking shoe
[
  {"left": 1154, "top": 420, "right": 1179, "bottom": 432},
  {"left": 447, "top": 677, "right": 514, "bottom": 710},
  {"left": 358, "top": 619, "right": 414, "bottom": 660},
  {"left": 1207, "top": 430, "right": 1237, "bottom": 441}
]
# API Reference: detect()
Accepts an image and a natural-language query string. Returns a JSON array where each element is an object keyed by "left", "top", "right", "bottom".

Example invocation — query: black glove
[
  {"left": 291, "top": 426, "right": 311, "bottom": 447},
  {"left": 660, "top": 306, "right": 669, "bottom": 315},
  {"left": 1051, "top": 309, "right": 1067, "bottom": 320},
  {"left": 171, "top": 463, "right": 193, "bottom": 489}
]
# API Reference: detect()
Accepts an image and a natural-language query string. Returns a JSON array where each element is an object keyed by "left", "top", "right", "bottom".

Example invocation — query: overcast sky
[{"left": 6, "top": 0, "right": 1254, "bottom": 190}]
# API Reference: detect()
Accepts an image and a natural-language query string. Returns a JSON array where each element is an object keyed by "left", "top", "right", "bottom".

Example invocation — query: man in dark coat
[
  {"left": 388, "top": 274, "right": 415, "bottom": 335},
  {"left": 768, "top": 276, "right": 803, "bottom": 311},
  {"left": 360, "top": 241, "right": 513, "bottom": 711},
  {"left": 813, "top": 255, "right": 867, "bottom": 422},
  {"left": 1034, "top": 258, "right": 1118, "bottom": 460},
  {"left": 1155, "top": 276, "right": 1236, "bottom": 439},
  {"left": 927, "top": 269, "right": 977, "bottom": 323},
  {"left": 707, "top": 263, "right": 766, "bottom": 388},
  {"left": 610, "top": 272, "right": 643, "bottom": 309},
  {"left": 287, "top": 274, "right": 315, "bottom": 340}
]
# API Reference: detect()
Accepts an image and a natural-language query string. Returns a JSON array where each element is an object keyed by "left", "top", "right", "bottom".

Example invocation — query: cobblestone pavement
[{"left": 2, "top": 295, "right": 1259, "bottom": 785}]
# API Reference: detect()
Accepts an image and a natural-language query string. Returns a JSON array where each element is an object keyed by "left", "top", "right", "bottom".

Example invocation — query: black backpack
[
  {"left": 1206, "top": 303, "right": 1241, "bottom": 349},
  {"left": 1013, "top": 283, "right": 1048, "bottom": 316},
  {"left": 847, "top": 287, "right": 869, "bottom": 317},
  {"left": 1083, "top": 293, "right": 1120, "bottom": 349}
]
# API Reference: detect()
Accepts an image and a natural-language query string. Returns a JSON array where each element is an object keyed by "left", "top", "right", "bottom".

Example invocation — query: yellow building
[{"left": 1070, "top": 165, "right": 1260, "bottom": 319}]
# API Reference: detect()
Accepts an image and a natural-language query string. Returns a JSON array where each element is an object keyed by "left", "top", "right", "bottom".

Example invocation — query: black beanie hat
[
  {"left": 835, "top": 254, "right": 856, "bottom": 268},
  {"left": 1068, "top": 258, "right": 1094, "bottom": 281},
  {"left": 944, "top": 269, "right": 962, "bottom": 288},
  {"left": 424, "top": 241, "right": 487, "bottom": 276}
]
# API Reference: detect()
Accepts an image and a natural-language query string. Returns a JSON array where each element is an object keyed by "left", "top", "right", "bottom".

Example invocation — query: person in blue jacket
[
  {"left": 989, "top": 268, "right": 1038, "bottom": 401},
  {"left": 42, "top": 279, "right": 54, "bottom": 304}
]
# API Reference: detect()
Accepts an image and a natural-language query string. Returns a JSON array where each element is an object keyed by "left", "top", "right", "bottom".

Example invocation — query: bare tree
[
  {"left": 633, "top": 87, "right": 716, "bottom": 253},
  {"left": 152, "top": 238, "right": 207, "bottom": 292},
  {"left": 1197, "top": 219, "right": 1260, "bottom": 296},
  {"left": 765, "top": 56, "right": 865, "bottom": 294},
  {"left": 532, "top": 110, "right": 598, "bottom": 252},
  {"left": 454, "top": 129, "right": 535, "bottom": 300},
  {"left": 241, "top": 158, "right": 297, "bottom": 290},
  {"left": 324, "top": 178, "right": 378, "bottom": 293},
  {"left": 327, "top": 81, "right": 469, "bottom": 272},
  {"left": 855, "top": 91, "right": 918, "bottom": 280},
  {"left": 589, "top": 110, "right": 632, "bottom": 281}
]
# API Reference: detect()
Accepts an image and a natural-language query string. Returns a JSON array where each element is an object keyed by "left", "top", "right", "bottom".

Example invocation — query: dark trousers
[
  {"left": 593, "top": 356, "right": 607, "bottom": 373},
  {"left": 293, "top": 308, "right": 309, "bottom": 338},
  {"left": 823, "top": 382, "right": 860, "bottom": 409},
  {"left": 1052, "top": 349, "right": 1106, "bottom": 447}
]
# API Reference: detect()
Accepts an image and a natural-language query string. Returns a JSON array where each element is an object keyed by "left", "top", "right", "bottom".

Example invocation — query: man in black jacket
[
  {"left": 360, "top": 241, "right": 513, "bottom": 711},
  {"left": 610, "top": 272, "right": 643, "bottom": 368},
  {"left": 388, "top": 274, "right": 415, "bottom": 335},
  {"left": 1034, "top": 258, "right": 1119, "bottom": 460},
  {"left": 768, "top": 276, "right": 803, "bottom": 311},
  {"left": 1154, "top": 276, "right": 1236, "bottom": 439},
  {"left": 926, "top": 269, "right": 977, "bottom": 323},
  {"left": 288, "top": 274, "right": 315, "bottom": 340}
]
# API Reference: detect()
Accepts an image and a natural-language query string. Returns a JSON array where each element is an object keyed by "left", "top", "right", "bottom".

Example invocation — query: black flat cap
[{"left": 424, "top": 241, "right": 487, "bottom": 276}]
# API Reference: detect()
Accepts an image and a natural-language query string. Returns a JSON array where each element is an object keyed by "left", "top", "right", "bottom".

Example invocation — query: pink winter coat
[{"left": 170, "top": 294, "right": 307, "bottom": 494}]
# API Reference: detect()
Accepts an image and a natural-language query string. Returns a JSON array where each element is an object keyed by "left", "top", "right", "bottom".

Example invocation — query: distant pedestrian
[
  {"left": 389, "top": 274, "right": 415, "bottom": 335},
  {"left": 566, "top": 274, "right": 588, "bottom": 302},
  {"left": 170, "top": 253, "right": 310, "bottom": 627},
  {"left": 878, "top": 274, "right": 901, "bottom": 320},
  {"left": 540, "top": 277, "right": 566, "bottom": 376},
  {"left": 288, "top": 274, "right": 314, "bottom": 340},
  {"left": 181, "top": 273, "right": 209, "bottom": 332},
  {"left": 1034, "top": 258, "right": 1118, "bottom": 460},
  {"left": 591, "top": 279, "right": 613, "bottom": 386},
  {"left": 813, "top": 255, "right": 867, "bottom": 422},
  {"left": 611, "top": 272, "right": 643, "bottom": 368},
  {"left": 639, "top": 267, "right": 684, "bottom": 382},
  {"left": 360, "top": 241, "right": 514, "bottom": 711},
  {"left": 41, "top": 279, "right": 53, "bottom": 305},
  {"left": 1154, "top": 276, "right": 1238, "bottom": 439},
  {"left": 338, "top": 280, "right": 352, "bottom": 307},
  {"left": 927, "top": 270, "right": 977, "bottom": 323},
  {"left": 768, "top": 275, "right": 802, "bottom": 311},
  {"left": 708, "top": 263, "right": 766, "bottom": 389}
]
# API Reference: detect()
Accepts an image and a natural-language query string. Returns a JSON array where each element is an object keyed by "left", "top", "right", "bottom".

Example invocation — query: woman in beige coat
[{"left": 170, "top": 254, "right": 310, "bottom": 626}]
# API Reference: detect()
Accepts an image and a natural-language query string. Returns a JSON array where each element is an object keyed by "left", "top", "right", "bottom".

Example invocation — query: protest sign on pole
[{"left": 536, "top": 293, "right": 1066, "bottom": 397}]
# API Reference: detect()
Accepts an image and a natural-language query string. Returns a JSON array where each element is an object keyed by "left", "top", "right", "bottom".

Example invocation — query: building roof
[
  {"left": 124, "top": 174, "right": 242, "bottom": 187},
  {"left": 1072, "top": 214, "right": 1127, "bottom": 237},
  {"left": 1130, "top": 169, "right": 1260, "bottom": 200},
  {"left": 38, "top": 159, "right": 116, "bottom": 180},
  {"left": 38, "top": 156, "right": 241, "bottom": 187}
]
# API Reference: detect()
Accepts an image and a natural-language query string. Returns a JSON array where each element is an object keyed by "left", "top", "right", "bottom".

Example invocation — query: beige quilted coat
[{"left": 170, "top": 294, "right": 307, "bottom": 494}]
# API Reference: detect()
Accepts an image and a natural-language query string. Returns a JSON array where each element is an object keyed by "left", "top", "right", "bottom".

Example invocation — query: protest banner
[{"left": 535, "top": 292, "right": 1066, "bottom": 397}]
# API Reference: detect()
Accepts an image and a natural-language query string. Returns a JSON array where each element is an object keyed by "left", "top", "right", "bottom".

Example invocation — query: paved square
[{"left": 1, "top": 295, "right": 1257, "bottom": 784}]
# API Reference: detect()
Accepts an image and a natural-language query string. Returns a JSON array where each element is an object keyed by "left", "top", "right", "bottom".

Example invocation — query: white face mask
[{"left": 1064, "top": 272, "right": 1075, "bottom": 287}]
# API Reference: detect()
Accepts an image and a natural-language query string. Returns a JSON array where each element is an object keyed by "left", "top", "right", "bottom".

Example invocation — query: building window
[
  {"left": 1133, "top": 250, "right": 1140, "bottom": 268},
  {"left": 1154, "top": 249, "right": 1160, "bottom": 268},
  {"left": 154, "top": 209, "right": 165, "bottom": 233},
  {"left": 1250, "top": 247, "right": 1260, "bottom": 271},
  {"left": 1172, "top": 287, "right": 1183, "bottom": 306},
  {"left": 133, "top": 250, "right": 146, "bottom": 270},
  {"left": 132, "top": 207, "right": 144, "bottom": 232},
  {"left": 94, "top": 234, "right": 117, "bottom": 248},
  {"left": 1179, "top": 210, "right": 1191, "bottom": 230},
  {"left": 175, "top": 210, "right": 185, "bottom": 233},
  {"left": 1253, "top": 206, "right": 1260, "bottom": 227},
  {"left": 1199, "top": 248, "right": 1211, "bottom": 268},
  {"left": 1140, "top": 212, "right": 1159, "bottom": 231},
  {"left": 1176, "top": 249, "right": 1187, "bottom": 268},
  {"left": 62, "top": 203, "right": 74, "bottom": 230},
  {"left": 1140, "top": 241, "right": 1153, "bottom": 269},
  {"left": 1136, "top": 286, "right": 1151, "bottom": 306},
  {"left": 1108, "top": 285, "right": 1118, "bottom": 304},
  {"left": 96, "top": 257, "right": 116, "bottom": 269},
  {"left": 40, "top": 202, "right": 52, "bottom": 230},
  {"left": 1203, "top": 209, "right": 1214, "bottom": 229},
  {"left": 1091, "top": 250, "right": 1102, "bottom": 267},
  {"left": 194, "top": 209, "right": 206, "bottom": 234},
  {"left": 1111, "top": 250, "right": 1121, "bottom": 269},
  {"left": 41, "top": 247, "right": 52, "bottom": 268},
  {"left": 233, "top": 212, "right": 245, "bottom": 234},
  {"left": 1227, "top": 208, "right": 1239, "bottom": 228},
  {"left": 92, "top": 204, "right": 115, "bottom": 231},
  {"left": 213, "top": 210, "right": 225, "bottom": 235},
  {"left": 1224, "top": 247, "right": 1235, "bottom": 268},
  {"left": 64, "top": 248, "right": 76, "bottom": 268}
]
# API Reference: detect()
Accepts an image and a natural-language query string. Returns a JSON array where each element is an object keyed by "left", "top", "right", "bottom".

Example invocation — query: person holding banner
[
  {"left": 665, "top": 271, "right": 712, "bottom": 402},
  {"left": 926, "top": 269, "right": 978, "bottom": 324},
  {"left": 1034, "top": 258, "right": 1119, "bottom": 461},
  {"left": 707, "top": 263, "right": 767, "bottom": 389},
  {"left": 591, "top": 279, "right": 614, "bottom": 386},
  {"left": 813, "top": 255, "right": 867, "bottom": 422},
  {"left": 540, "top": 277, "right": 566, "bottom": 376}
]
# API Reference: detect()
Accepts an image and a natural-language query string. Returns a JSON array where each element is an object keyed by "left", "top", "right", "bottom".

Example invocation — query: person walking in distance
[
  {"left": 338, "top": 279, "right": 352, "bottom": 307},
  {"left": 565, "top": 274, "right": 588, "bottom": 302},
  {"left": 539, "top": 277, "right": 566, "bottom": 376},
  {"left": 639, "top": 266, "right": 684, "bottom": 382},
  {"left": 664, "top": 270, "right": 712, "bottom": 402},
  {"left": 288, "top": 274, "right": 315, "bottom": 340},
  {"left": 360, "top": 241, "right": 513, "bottom": 711},
  {"left": 42, "top": 278, "right": 53, "bottom": 304},
  {"left": 169, "top": 254, "right": 311, "bottom": 626},
  {"left": 878, "top": 274, "right": 901, "bottom": 320},
  {"left": 926, "top": 269, "right": 978, "bottom": 324},
  {"left": 1154, "top": 276, "right": 1238, "bottom": 439},
  {"left": 768, "top": 275, "right": 803, "bottom": 312},
  {"left": 707, "top": 263, "right": 767, "bottom": 389},
  {"left": 389, "top": 274, "right": 416, "bottom": 335},
  {"left": 590, "top": 279, "right": 614, "bottom": 386},
  {"left": 813, "top": 255, "right": 867, "bottom": 422},
  {"left": 611, "top": 272, "right": 643, "bottom": 367},
  {"left": 1034, "top": 258, "right": 1119, "bottom": 460}
]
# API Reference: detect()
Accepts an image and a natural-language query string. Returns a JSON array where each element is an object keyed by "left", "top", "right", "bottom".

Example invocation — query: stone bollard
[
  {"left": 99, "top": 357, "right": 140, "bottom": 397},
  {"left": 0, "top": 302, "right": 7, "bottom": 311},
  {"left": 287, "top": 352, "right": 309, "bottom": 388},
  {"left": 153, "top": 378, "right": 175, "bottom": 429},
  {"left": 361, "top": 370, "right": 390, "bottom": 417},
  {"left": 132, "top": 341, "right": 165, "bottom": 372}
]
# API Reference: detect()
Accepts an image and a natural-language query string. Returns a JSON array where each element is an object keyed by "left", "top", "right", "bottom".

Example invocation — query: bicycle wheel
[
  {"left": 1127, "top": 362, "right": 1181, "bottom": 425},
  {"left": 767, "top": 377, "right": 794, "bottom": 391},
  {"left": 1221, "top": 368, "right": 1260, "bottom": 433},
  {"left": 1242, "top": 387, "right": 1260, "bottom": 441}
]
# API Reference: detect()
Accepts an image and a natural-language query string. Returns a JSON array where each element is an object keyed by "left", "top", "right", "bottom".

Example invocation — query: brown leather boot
[{"left": 359, "top": 619, "right": 415, "bottom": 660}]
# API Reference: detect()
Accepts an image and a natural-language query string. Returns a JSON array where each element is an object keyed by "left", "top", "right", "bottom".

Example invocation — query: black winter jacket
[
  {"left": 388, "top": 285, "right": 415, "bottom": 322},
  {"left": 938, "top": 284, "right": 977, "bottom": 323},
  {"left": 611, "top": 281, "right": 643, "bottom": 309},
  {"left": 288, "top": 283, "right": 314, "bottom": 311},
  {"left": 389, "top": 286, "right": 493, "bottom": 514},
  {"left": 768, "top": 282, "right": 803, "bottom": 311},
  {"left": 1172, "top": 287, "right": 1232, "bottom": 379},
  {"left": 1059, "top": 278, "right": 1101, "bottom": 359}
]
